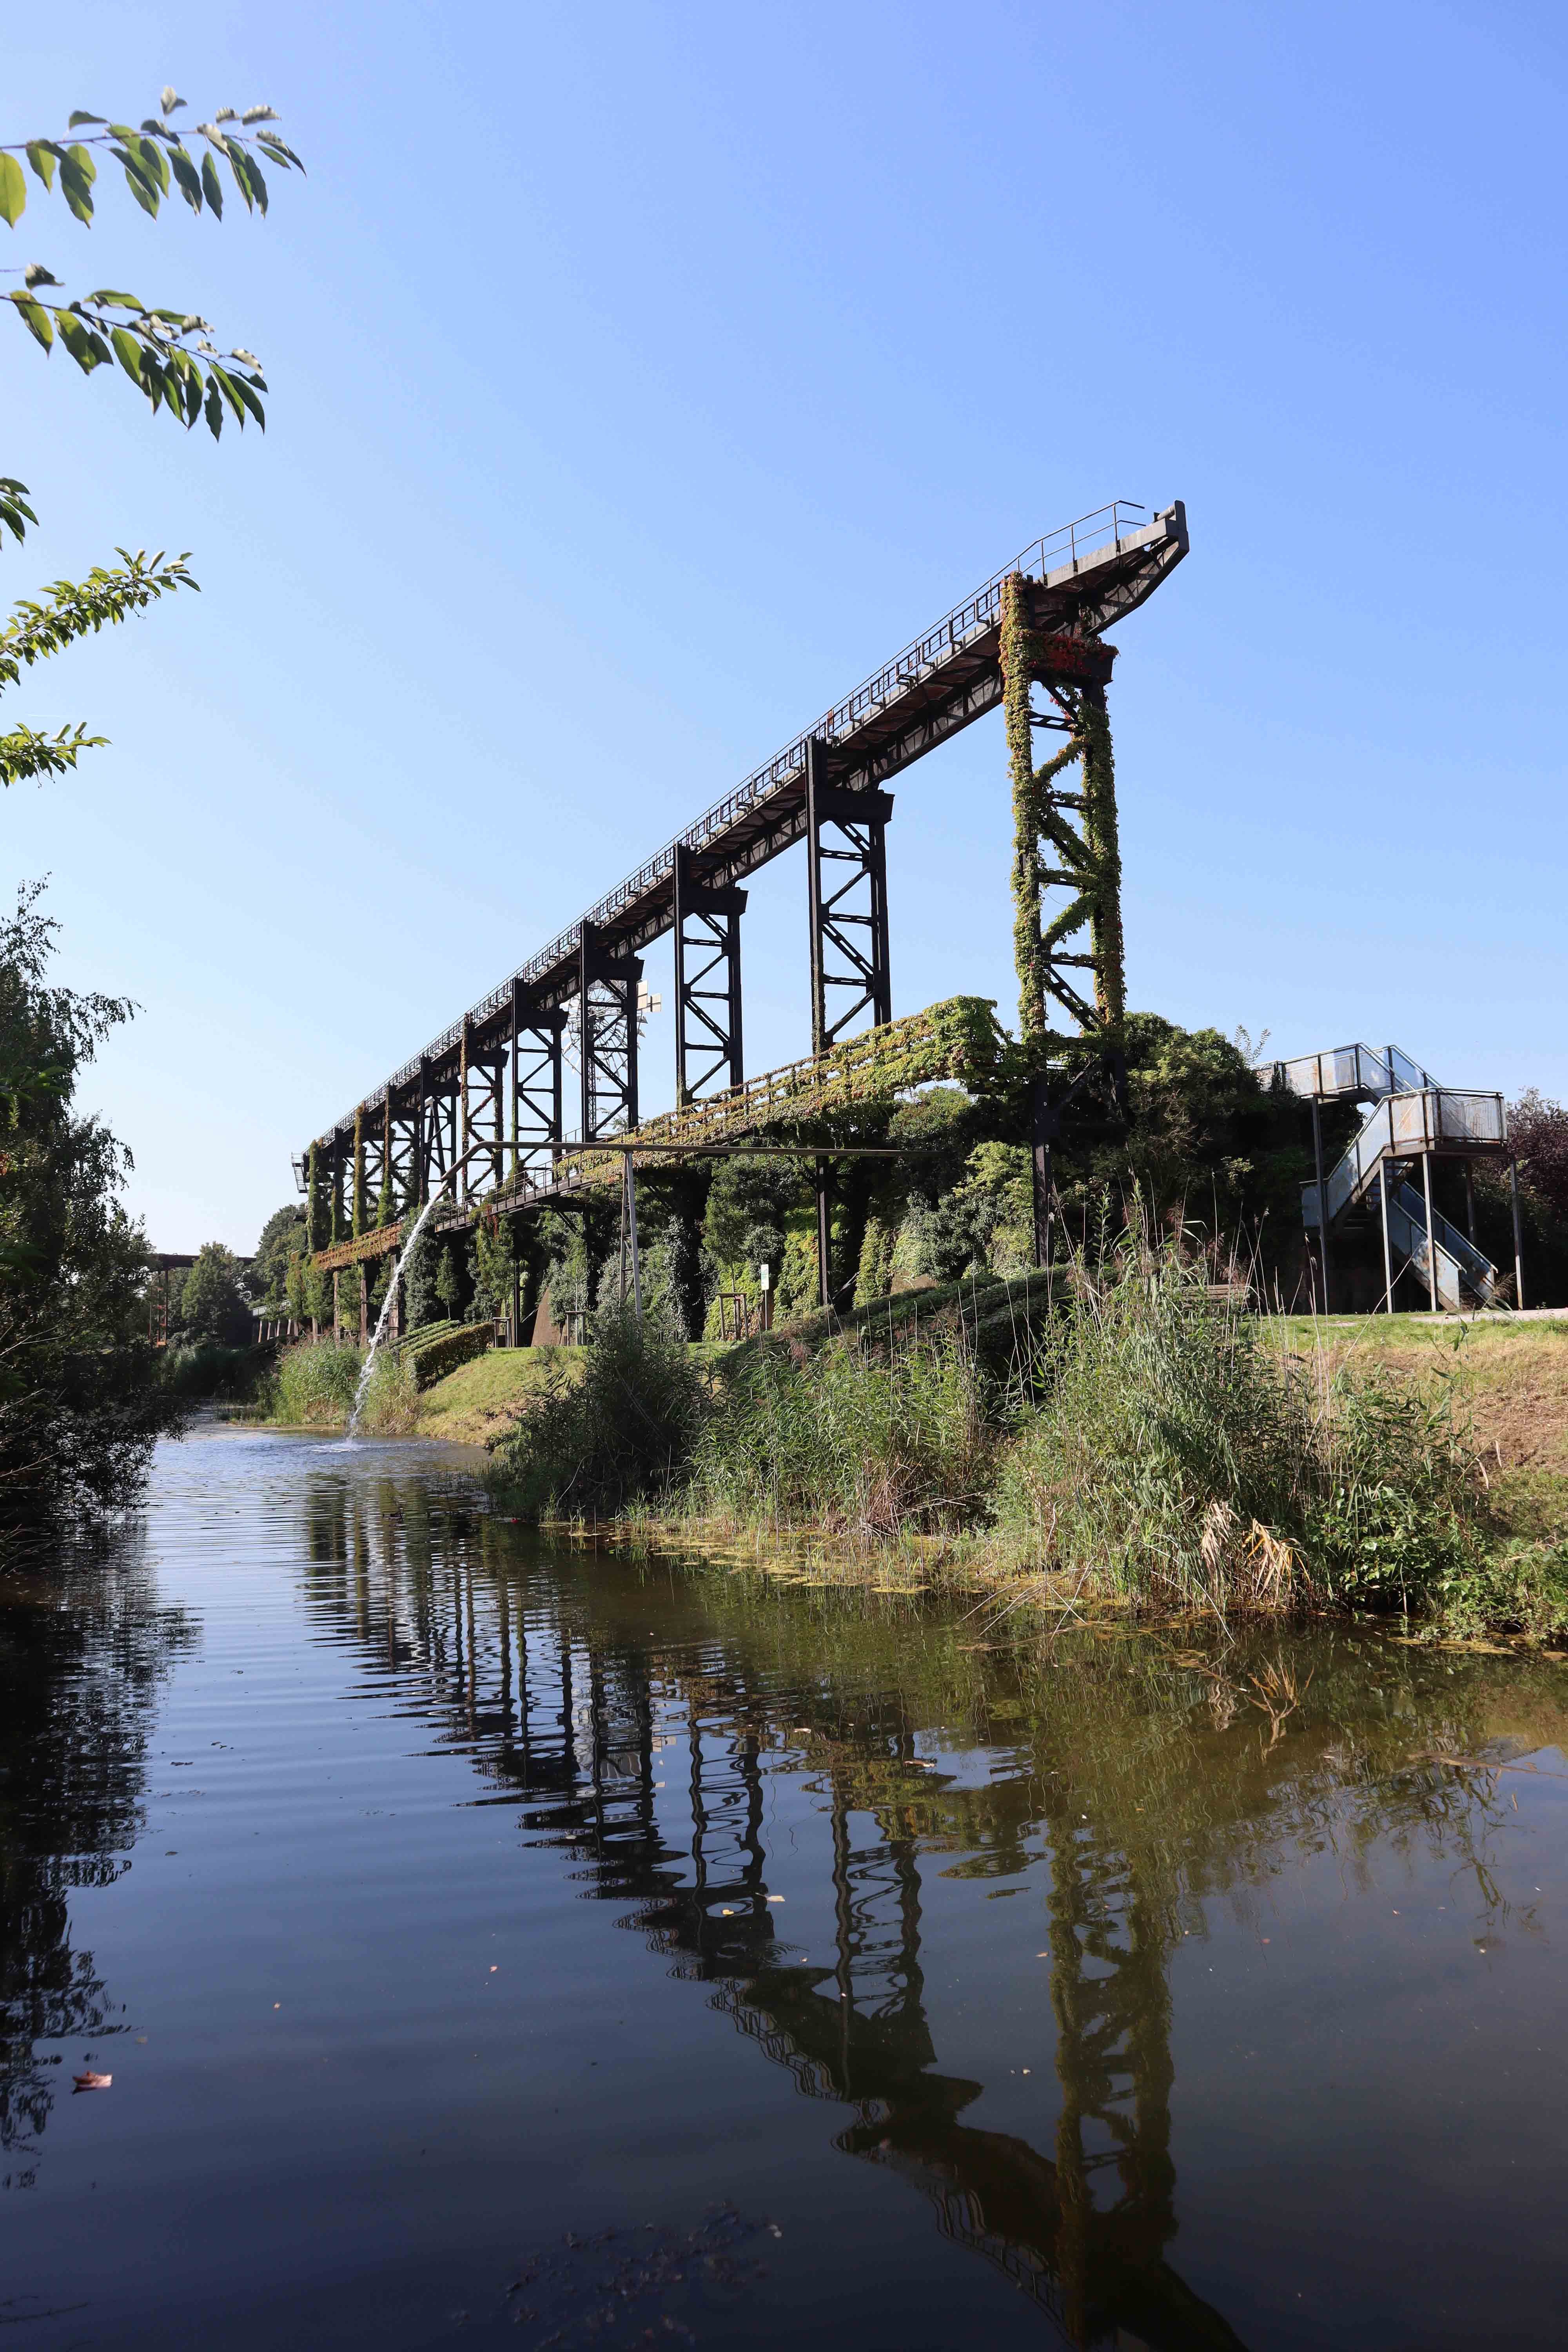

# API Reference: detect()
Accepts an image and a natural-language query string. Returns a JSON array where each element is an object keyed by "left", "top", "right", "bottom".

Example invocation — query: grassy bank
[{"left": 482, "top": 1258, "right": 1568, "bottom": 1646}]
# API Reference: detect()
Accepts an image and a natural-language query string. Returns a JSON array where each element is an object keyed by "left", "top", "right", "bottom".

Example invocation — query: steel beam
[
  {"left": 673, "top": 841, "right": 746, "bottom": 1104},
  {"left": 806, "top": 735, "right": 893, "bottom": 1056},
  {"left": 578, "top": 920, "right": 643, "bottom": 1142},
  {"left": 514, "top": 979, "right": 566, "bottom": 1178}
]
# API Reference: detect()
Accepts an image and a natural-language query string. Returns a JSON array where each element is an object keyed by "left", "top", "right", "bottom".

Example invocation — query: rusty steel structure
[{"left": 297, "top": 500, "right": 1189, "bottom": 1264}]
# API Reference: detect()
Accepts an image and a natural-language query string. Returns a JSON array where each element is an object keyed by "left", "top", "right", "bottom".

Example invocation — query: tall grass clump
[
  {"left": 487, "top": 1302, "right": 708, "bottom": 1518},
  {"left": 354, "top": 1346, "right": 421, "bottom": 1437},
  {"left": 995, "top": 1237, "right": 1485, "bottom": 1615},
  {"left": 270, "top": 1338, "right": 363, "bottom": 1426},
  {"left": 690, "top": 1322, "right": 997, "bottom": 1541}
]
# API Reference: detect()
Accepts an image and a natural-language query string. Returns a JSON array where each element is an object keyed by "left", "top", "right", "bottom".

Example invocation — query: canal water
[{"left": 3, "top": 1429, "right": 1566, "bottom": 2350}]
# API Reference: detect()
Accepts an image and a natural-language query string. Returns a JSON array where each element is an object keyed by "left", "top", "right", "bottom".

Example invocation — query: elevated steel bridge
[{"left": 299, "top": 498, "right": 1188, "bottom": 1266}]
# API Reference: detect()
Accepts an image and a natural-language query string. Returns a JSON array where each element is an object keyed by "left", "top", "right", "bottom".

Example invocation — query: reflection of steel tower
[{"left": 300, "top": 1520, "right": 1243, "bottom": 2350}]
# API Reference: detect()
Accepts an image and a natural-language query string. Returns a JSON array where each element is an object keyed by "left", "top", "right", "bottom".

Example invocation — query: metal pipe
[
  {"left": 816, "top": 1155, "right": 831, "bottom": 1310},
  {"left": 1510, "top": 1157, "right": 1526, "bottom": 1310},
  {"left": 1465, "top": 1161, "right": 1476, "bottom": 1246},
  {"left": 1421, "top": 1151, "right": 1439, "bottom": 1314}
]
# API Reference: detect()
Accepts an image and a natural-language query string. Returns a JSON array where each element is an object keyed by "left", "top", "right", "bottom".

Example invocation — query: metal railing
[
  {"left": 1269, "top": 1042, "right": 1440, "bottom": 1101},
  {"left": 316, "top": 501, "right": 1160, "bottom": 1140},
  {"left": 1305, "top": 1087, "right": 1507, "bottom": 1226}
]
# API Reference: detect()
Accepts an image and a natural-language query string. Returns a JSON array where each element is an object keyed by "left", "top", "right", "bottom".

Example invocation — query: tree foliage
[
  {"left": 0, "top": 885, "right": 176, "bottom": 1543},
  {"left": 2, "top": 88, "right": 303, "bottom": 791},
  {"left": 1, "top": 90, "right": 301, "bottom": 438},
  {"left": 178, "top": 1241, "right": 250, "bottom": 1345}
]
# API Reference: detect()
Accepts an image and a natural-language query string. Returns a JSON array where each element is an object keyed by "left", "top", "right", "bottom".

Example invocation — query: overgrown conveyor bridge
[{"left": 299, "top": 499, "right": 1188, "bottom": 1261}]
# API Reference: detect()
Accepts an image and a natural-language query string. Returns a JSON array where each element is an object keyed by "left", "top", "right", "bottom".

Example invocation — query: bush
[
  {"left": 404, "top": 1322, "right": 493, "bottom": 1388},
  {"left": 160, "top": 1342, "right": 267, "bottom": 1403},
  {"left": 271, "top": 1338, "right": 362, "bottom": 1425},
  {"left": 994, "top": 1238, "right": 1486, "bottom": 1614},
  {"left": 691, "top": 1322, "right": 996, "bottom": 1540},
  {"left": 488, "top": 1302, "right": 708, "bottom": 1518}
]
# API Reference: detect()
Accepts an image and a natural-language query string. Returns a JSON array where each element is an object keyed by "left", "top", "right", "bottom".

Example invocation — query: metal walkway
[
  {"left": 1270, "top": 1043, "right": 1517, "bottom": 1310},
  {"left": 299, "top": 499, "right": 1188, "bottom": 1226}
]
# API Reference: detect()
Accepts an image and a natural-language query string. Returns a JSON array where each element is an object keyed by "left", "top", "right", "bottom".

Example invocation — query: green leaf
[
  {"left": 86, "top": 290, "right": 144, "bottom": 309},
  {"left": 111, "top": 145, "right": 161, "bottom": 217},
  {"left": 60, "top": 147, "right": 96, "bottom": 225},
  {"left": 0, "top": 152, "right": 25, "bottom": 227},
  {"left": 14, "top": 296, "right": 54, "bottom": 351},
  {"left": 25, "top": 142, "right": 59, "bottom": 190},
  {"left": 200, "top": 150, "right": 223, "bottom": 218},
  {"left": 204, "top": 381, "right": 223, "bottom": 439},
  {"left": 225, "top": 146, "right": 255, "bottom": 212},
  {"left": 209, "top": 363, "right": 247, "bottom": 425},
  {"left": 168, "top": 145, "right": 202, "bottom": 211},
  {"left": 255, "top": 133, "right": 305, "bottom": 172},
  {"left": 229, "top": 372, "right": 265, "bottom": 429},
  {"left": 110, "top": 324, "right": 145, "bottom": 383},
  {"left": 55, "top": 310, "right": 102, "bottom": 372},
  {"left": 67, "top": 112, "right": 106, "bottom": 128},
  {"left": 161, "top": 89, "right": 185, "bottom": 118}
]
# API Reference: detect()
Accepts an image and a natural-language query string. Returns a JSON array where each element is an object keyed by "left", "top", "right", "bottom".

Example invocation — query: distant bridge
[{"left": 298, "top": 499, "right": 1189, "bottom": 1270}]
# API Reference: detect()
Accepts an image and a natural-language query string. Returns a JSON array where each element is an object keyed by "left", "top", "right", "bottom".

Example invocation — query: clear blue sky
[{"left": 7, "top": 1, "right": 1566, "bottom": 1252}]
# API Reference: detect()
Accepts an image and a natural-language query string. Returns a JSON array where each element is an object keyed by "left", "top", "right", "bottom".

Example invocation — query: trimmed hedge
[{"left": 403, "top": 1321, "right": 494, "bottom": 1389}]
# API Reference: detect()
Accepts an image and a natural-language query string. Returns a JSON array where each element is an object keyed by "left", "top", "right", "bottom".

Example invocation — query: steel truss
[
  {"left": 512, "top": 980, "right": 565, "bottom": 1180},
  {"left": 579, "top": 920, "right": 642, "bottom": 1142},
  {"left": 805, "top": 735, "right": 893, "bottom": 1054},
  {"left": 673, "top": 842, "right": 746, "bottom": 1103}
]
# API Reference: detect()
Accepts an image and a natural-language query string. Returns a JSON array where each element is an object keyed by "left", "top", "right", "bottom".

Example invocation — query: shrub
[
  {"left": 160, "top": 1342, "right": 267, "bottom": 1402},
  {"left": 488, "top": 1302, "right": 708, "bottom": 1518},
  {"left": 691, "top": 1321, "right": 997, "bottom": 1541},
  {"left": 405, "top": 1322, "right": 492, "bottom": 1388},
  {"left": 994, "top": 1238, "right": 1486, "bottom": 1614},
  {"left": 271, "top": 1338, "right": 362, "bottom": 1425}
]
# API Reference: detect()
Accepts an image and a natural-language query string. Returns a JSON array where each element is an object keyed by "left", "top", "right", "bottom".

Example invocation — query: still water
[{"left": 3, "top": 1428, "right": 1567, "bottom": 2349}]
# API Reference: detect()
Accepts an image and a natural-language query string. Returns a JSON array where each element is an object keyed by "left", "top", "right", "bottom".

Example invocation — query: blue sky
[{"left": 6, "top": 1, "right": 1566, "bottom": 1251}]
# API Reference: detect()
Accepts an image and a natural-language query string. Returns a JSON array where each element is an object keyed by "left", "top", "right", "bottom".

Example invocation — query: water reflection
[
  {"left": 0, "top": 1542, "right": 194, "bottom": 2185},
  {"left": 294, "top": 1470, "right": 1563, "bottom": 2350}
]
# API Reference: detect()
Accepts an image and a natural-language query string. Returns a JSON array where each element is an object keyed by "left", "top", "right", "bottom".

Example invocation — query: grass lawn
[{"left": 414, "top": 1346, "right": 579, "bottom": 1445}]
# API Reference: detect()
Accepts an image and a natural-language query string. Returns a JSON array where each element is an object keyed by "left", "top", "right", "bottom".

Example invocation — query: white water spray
[{"left": 345, "top": 1176, "right": 457, "bottom": 1437}]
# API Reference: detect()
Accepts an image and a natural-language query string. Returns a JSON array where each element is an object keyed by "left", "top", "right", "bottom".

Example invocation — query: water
[{"left": 4, "top": 1431, "right": 1567, "bottom": 2350}]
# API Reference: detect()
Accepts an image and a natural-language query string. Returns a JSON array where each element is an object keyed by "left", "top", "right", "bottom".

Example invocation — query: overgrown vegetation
[{"left": 484, "top": 1234, "right": 1567, "bottom": 1642}]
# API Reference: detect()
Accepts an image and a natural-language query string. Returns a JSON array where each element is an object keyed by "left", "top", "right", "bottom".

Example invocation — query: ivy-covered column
[
  {"left": 1078, "top": 681, "right": 1125, "bottom": 1032},
  {"left": 1000, "top": 573, "right": 1045, "bottom": 1040},
  {"left": 305, "top": 1143, "right": 324, "bottom": 1254},
  {"left": 352, "top": 1109, "right": 367, "bottom": 1239}
]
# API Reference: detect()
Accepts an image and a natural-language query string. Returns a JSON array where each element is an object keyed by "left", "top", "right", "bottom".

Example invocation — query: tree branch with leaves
[{"left": 1, "top": 88, "right": 303, "bottom": 788}]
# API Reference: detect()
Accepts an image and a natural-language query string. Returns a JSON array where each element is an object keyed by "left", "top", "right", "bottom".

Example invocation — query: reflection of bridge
[
  {"left": 300, "top": 1478, "right": 1243, "bottom": 2349},
  {"left": 296, "top": 503, "right": 1188, "bottom": 1286}
]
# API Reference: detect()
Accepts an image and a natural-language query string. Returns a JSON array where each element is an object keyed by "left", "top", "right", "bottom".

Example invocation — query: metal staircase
[{"left": 1267, "top": 1043, "right": 1512, "bottom": 1312}]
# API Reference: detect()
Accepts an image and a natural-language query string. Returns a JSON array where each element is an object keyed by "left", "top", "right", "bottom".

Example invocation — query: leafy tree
[
  {"left": 178, "top": 1241, "right": 250, "bottom": 1345},
  {"left": 433, "top": 1243, "right": 464, "bottom": 1321},
  {"left": 0, "top": 884, "right": 176, "bottom": 1543},
  {"left": 1510, "top": 1090, "right": 1568, "bottom": 1223},
  {"left": 2, "top": 89, "right": 303, "bottom": 787},
  {"left": 250, "top": 1201, "right": 305, "bottom": 1311}
]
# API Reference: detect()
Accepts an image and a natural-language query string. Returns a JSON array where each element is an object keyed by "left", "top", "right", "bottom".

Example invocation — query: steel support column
[
  {"left": 1000, "top": 576, "right": 1125, "bottom": 1264},
  {"left": 673, "top": 841, "right": 746, "bottom": 1103},
  {"left": 1510, "top": 1158, "right": 1526, "bottom": 1310},
  {"left": 514, "top": 980, "right": 566, "bottom": 1178},
  {"left": 578, "top": 920, "right": 643, "bottom": 1142},
  {"left": 805, "top": 735, "right": 892, "bottom": 1056}
]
